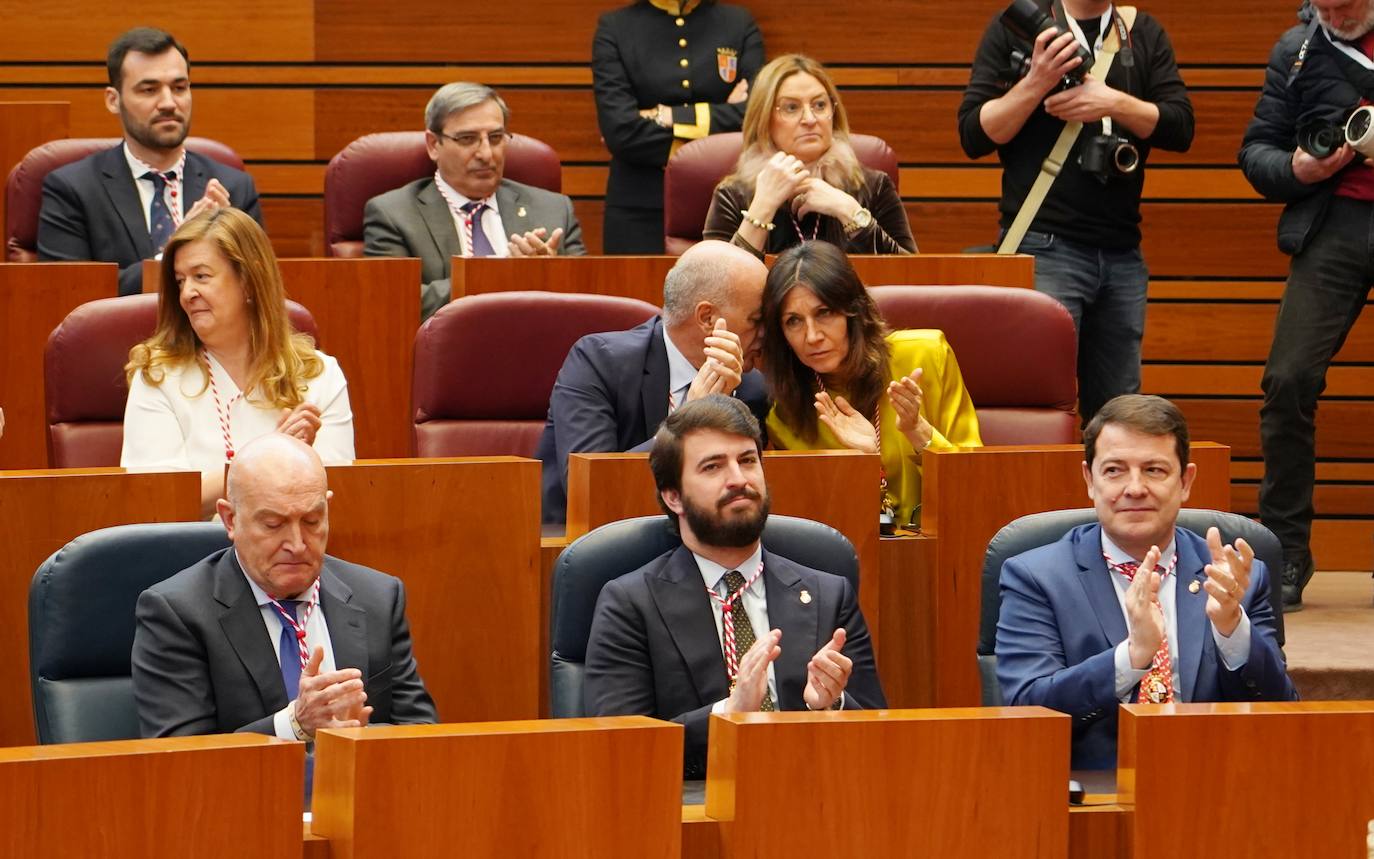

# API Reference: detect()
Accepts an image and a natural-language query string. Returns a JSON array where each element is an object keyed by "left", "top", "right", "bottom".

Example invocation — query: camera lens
[{"left": 1112, "top": 142, "right": 1140, "bottom": 174}]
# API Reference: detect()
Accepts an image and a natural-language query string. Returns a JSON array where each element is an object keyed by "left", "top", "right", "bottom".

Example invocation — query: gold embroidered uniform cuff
[{"left": 672, "top": 103, "right": 713, "bottom": 141}]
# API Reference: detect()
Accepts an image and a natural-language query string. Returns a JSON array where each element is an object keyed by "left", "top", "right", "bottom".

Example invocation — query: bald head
[
  {"left": 218, "top": 433, "right": 331, "bottom": 598},
  {"left": 661, "top": 240, "right": 768, "bottom": 371}
]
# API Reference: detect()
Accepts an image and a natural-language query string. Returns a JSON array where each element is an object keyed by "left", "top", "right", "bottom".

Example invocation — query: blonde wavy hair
[
  {"left": 125, "top": 207, "right": 321, "bottom": 409},
  {"left": 723, "top": 54, "right": 865, "bottom": 194}
]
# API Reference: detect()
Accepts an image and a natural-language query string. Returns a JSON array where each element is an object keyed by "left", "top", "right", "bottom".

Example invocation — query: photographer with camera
[
  {"left": 958, "top": 0, "right": 1193, "bottom": 423},
  {"left": 1239, "top": 0, "right": 1374, "bottom": 611}
]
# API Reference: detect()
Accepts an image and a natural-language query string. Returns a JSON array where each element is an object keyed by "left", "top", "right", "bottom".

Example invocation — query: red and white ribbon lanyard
[
  {"left": 131, "top": 149, "right": 187, "bottom": 227},
  {"left": 790, "top": 208, "right": 820, "bottom": 244},
  {"left": 267, "top": 578, "right": 322, "bottom": 670},
  {"left": 201, "top": 349, "right": 244, "bottom": 461},
  {"left": 816, "top": 374, "right": 894, "bottom": 518},
  {"left": 433, "top": 171, "right": 490, "bottom": 258},
  {"left": 704, "top": 560, "right": 765, "bottom": 680}
]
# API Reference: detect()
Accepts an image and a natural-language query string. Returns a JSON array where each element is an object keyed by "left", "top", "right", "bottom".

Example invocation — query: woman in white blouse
[{"left": 122, "top": 207, "right": 354, "bottom": 516}]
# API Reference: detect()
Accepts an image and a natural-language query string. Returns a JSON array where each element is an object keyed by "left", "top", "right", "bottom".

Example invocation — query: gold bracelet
[{"left": 742, "top": 212, "right": 774, "bottom": 231}]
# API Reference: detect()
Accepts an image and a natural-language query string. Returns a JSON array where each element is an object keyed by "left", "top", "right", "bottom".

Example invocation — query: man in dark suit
[
  {"left": 363, "top": 81, "right": 586, "bottom": 320},
  {"left": 537, "top": 239, "right": 767, "bottom": 524},
  {"left": 132, "top": 433, "right": 436, "bottom": 741},
  {"left": 37, "top": 27, "right": 262, "bottom": 296},
  {"left": 584, "top": 395, "right": 885, "bottom": 777},
  {"left": 996, "top": 395, "right": 1296, "bottom": 770}
]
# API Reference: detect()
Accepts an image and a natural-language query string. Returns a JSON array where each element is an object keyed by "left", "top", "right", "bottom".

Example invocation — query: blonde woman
[
  {"left": 122, "top": 207, "right": 354, "bottom": 515},
  {"left": 703, "top": 54, "right": 916, "bottom": 258}
]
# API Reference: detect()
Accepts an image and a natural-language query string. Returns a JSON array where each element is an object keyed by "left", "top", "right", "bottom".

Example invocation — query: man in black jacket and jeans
[
  {"left": 1239, "top": 0, "right": 1374, "bottom": 610},
  {"left": 958, "top": 0, "right": 1193, "bottom": 423}
]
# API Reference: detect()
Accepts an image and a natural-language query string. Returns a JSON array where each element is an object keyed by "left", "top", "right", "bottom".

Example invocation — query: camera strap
[{"left": 998, "top": 5, "right": 1138, "bottom": 255}]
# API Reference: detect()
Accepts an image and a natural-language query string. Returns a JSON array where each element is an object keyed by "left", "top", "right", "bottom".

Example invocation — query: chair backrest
[
  {"left": 977, "top": 508, "right": 1286, "bottom": 706},
  {"left": 28, "top": 522, "right": 232, "bottom": 743},
  {"left": 411, "top": 291, "right": 659, "bottom": 457},
  {"left": 45, "top": 293, "right": 319, "bottom": 468},
  {"left": 549, "top": 514, "right": 859, "bottom": 718},
  {"left": 869, "top": 285, "right": 1079, "bottom": 444},
  {"left": 6, "top": 137, "right": 246, "bottom": 262},
  {"left": 323, "top": 131, "right": 564, "bottom": 258},
  {"left": 662, "top": 132, "right": 899, "bottom": 255}
]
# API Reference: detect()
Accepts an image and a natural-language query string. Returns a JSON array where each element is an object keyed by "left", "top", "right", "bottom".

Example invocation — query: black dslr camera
[
  {"left": 1001, "top": 0, "right": 1092, "bottom": 91},
  {"left": 1079, "top": 132, "right": 1140, "bottom": 181}
]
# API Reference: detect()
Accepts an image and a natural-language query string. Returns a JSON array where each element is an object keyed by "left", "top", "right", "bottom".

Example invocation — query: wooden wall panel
[{"left": 0, "top": 1, "right": 314, "bottom": 61}]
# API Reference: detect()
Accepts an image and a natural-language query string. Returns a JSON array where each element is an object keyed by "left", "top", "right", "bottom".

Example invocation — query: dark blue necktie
[
  {"left": 277, "top": 599, "right": 304, "bottom": 700},
  {"left": 144, "top": 170, "right": 176, "bottom": 253},
  {"left": 460, "top": 200, "right": 496, "bottom": 256}
]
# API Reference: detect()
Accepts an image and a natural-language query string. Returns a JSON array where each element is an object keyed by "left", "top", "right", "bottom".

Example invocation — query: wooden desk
[
  {"left": 0, "top": 733, "right": 302, "bottom": 857},
  {"left": 921, "top": 443, "right": 1232, "bottom": 707},
  {"left": 450, "top": 253, "right": 1036, "bottom": 306},
  {"left": 0, "top": 101, "right": 69, "bottom": 252},
  {"left": 1120, "top": 702, "right": 1374, "bottom": 857},
  {"left": 0, "top": 262, "right": 117, "bottom": 469},
  {"left": 314, "top": 716, "right": 682, "bottom": 859},
  {"left": 0, "top": 467, "right": 199, "bottom": 747},
  {"left": 564, "top": 450, "right": 881, "bottom": 634},
  {"left": 702, "top": 708, "right": 1069, "bottom": 858},
  {"left": 325, "top": 457, "right": 541, "bottom": 722},
  {"left": 145, "top": 256, "right": 422, "bottom": 459}
]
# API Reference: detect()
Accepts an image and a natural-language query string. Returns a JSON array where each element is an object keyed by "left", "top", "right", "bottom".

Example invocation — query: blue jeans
[{"left": 1007, "top": 230, "right": 1149, "bottom": 422}]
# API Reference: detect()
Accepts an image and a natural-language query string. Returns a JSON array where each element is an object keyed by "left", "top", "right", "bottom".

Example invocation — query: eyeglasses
[
  {"left": 774, "top": 98, "right": 833, "bottom": 121},
  {"left": 435, "top": 129, "right": 512, "bottom": 149}
]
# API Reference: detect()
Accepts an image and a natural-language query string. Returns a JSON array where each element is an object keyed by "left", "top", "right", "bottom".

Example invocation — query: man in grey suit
[
  {"left": 363, "top": 81, "right": 586, "bottom": 320},
  {"left": 131, "top": 433, "right": 437, "bottom": 741}
]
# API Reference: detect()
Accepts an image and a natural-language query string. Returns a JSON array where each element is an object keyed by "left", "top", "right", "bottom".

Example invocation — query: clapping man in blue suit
[{"left": 996, "top": 394, "right": 1296, "bottom": 769}]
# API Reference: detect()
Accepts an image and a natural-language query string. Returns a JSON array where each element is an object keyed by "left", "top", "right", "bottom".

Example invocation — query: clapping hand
[
  {"left": 185, "top": 178, "right": 231, "bottom": 221},
  {"left": 802, "top": 628, "right": 852, "bottom": 710},
  {"left": 292, "top": 646, "right": 372, "bottom": 737},
  {"left": 1203, "top": 527, "right": 1253, "bottom": 637},
  {"left": 724, "top": 629, "right": 782, "bottom": 713},
  {"left": 1124, "top": 545, "right": 1166, "bottom": 670},
  {"left": 888, "top": 367, "right": 934, "bottom": 450},
  {"left": 814, "top": 392, "right": 879, "bottom": 454},
  {"left": 507, "top": 227, "right": 565, "bottom": 257},
  {"left": 276, "top": 402, "right": 323, "bottom": 446}
]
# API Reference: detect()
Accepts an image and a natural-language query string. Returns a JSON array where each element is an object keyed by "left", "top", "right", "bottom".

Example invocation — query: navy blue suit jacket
[
  {"left": 535, "top": 316, "right": 769, "bottom": 524},
  {"left": 38, "top": 145, "right": 262, "bottom": 296},
  {"left": 584, "top": 545, "right": 886, "bottom": 777},
  {"left": 996, "top": 523, "right": 1296, "bottom": 770}
]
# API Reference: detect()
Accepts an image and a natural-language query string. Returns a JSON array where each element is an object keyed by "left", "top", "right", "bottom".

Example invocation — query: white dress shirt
[
  {"left": 1104, "top": 531, "right": 1251, "bottom": 701},
  {"left": 124, "top": 142, "right": 185, "bottom": 231},
  {"left": 237, "top": 553, "right": 337, "bottom": 740},
  {"left": 691, "top": 544, "right": 778, "bottom": 712},
  {"left": 663, "top": 325, "right": 698, "bottom": 410},
  {"left": 434, "top": 173, "right": 511, "bottom": 257}
]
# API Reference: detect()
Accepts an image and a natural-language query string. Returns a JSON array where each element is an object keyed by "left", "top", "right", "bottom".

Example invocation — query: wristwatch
[{"left": 843, "top": 206, "right": 873, "bottom": 236}]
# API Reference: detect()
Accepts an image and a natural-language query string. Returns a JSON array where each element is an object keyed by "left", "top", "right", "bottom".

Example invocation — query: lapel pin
[
  {"left": 517, "top": 206, "right": 527, "bottom": 217},
  {"left": 800, "top": 589, "right": 812, "bottom": 604},
  {"left": 1188, "top": 580, "right": 1201, "bottom": 594}
]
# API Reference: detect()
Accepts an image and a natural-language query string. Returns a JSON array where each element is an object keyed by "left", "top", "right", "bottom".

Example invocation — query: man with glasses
[
  {"left": 364, "top": 82, "right": 586, "bottom": 320},
  {"left": 957, "top": 2, "right": 1194, "bottom": 423}
]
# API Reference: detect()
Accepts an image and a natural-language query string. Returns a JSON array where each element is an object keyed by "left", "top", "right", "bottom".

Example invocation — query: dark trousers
[
  {"left": 1007, "top": 229, "right": 1150, "bottom": 422},
  {"left": 603, "top": 205, "right": 665, "bottom": 255},
  {"left": 1259, "top": 195, "right": 1374, "bottom": 561}
]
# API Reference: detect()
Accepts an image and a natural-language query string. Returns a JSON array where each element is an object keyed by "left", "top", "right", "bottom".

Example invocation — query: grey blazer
[
  {"left": 363, "top": 176, "right": 587, "bottom": 319},
  {"left": 131, "top": 548, "right": 437, "bottom": 738}
]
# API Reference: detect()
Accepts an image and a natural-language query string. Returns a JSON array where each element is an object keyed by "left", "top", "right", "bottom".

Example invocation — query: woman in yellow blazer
[{"left": 761, "top": 241, "right": 981, "bottom": 527}]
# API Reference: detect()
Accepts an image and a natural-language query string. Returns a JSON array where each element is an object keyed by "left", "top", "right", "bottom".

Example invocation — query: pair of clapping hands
[
  {"left": 1125, "top": 528, "right": 1255, "bottom": 669},
  {"left": 292, "top": 646, "right": 371, "bottom": 737},
  {"left": 725, "top": 627, "right": 853, "bottom": 712},
  {"left": 813, "top": 369, "right": 934, "bottom": 454}
]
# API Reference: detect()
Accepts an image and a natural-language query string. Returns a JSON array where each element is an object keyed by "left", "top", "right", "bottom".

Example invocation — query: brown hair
[
  {"left": 107, "top": 27, "right": 188, "bottom": 89},
  {"left": 649, "top": 395, "right": 764, "bottom": 531},
  {"left": 125, "top": 207, "right": 322, "bottom": 409},
  {"left": 1084, "top": 394, "right": 1191, "bottom": 469},
  {"left": 723, "top": 54, "right": 864, "bottom": 194},
  {"left": 761, "top": 242, "right": 890, "bottom": 441}
]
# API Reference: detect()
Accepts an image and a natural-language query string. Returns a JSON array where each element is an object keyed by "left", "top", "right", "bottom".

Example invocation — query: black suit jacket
[
  {"left": 535, "top": 316, "right": 769, "bottom": 524},
  {"left": 584, "top": 546, "right": 886, "bottom": 777},
  {"left": 37, "top": 144, "right": 262, "bottom": 296},
  {"left": 131, "top": 548, "right": 437, "bottom": 737}
]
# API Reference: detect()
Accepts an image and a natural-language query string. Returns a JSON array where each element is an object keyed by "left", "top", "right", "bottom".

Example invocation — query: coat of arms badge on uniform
[{"left": 717, "top": 47, "right": 738, "bottom": 83}]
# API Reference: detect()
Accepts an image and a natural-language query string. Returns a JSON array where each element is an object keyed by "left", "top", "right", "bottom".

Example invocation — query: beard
[
  {"left": 680, "top": 485, "right": 771, "bottom": 548},
  {"left": 122, "top": 104, "right": 190, "bottom": 153},
  {"left": 1323, "top": 5, "right": 1374, "bottom": 40}
]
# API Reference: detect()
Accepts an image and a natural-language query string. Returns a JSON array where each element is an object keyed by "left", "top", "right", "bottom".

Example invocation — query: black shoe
[{"left": 1281, "top": 556, "right": 1315, "bottom": 612}]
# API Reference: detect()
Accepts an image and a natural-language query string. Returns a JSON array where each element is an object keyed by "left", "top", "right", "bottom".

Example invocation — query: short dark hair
[
  {"left": 649, "top": 395, "right": 764, "bottom": 528},
  {"left": 1084, "top": 394, "right": 1190, "bottom": 469},
  {"left": 107, "top": 27, "right": 189, "bottom": 89}
]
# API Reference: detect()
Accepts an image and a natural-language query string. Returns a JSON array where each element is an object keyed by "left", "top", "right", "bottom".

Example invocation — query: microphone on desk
[{"left": 1069, "top": 779, "right": 1085, "bottom": 806}]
